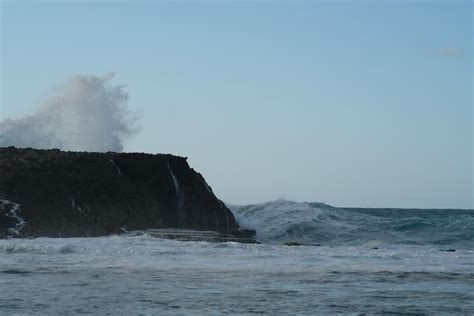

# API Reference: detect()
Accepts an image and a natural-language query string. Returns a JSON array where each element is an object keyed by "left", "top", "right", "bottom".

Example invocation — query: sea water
[{"left": 1, "top": 200, "right": 473, "bottom": 315}]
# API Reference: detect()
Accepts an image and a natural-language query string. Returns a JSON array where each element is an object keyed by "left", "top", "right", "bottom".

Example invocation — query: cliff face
[{"left": 0, "top": 147, "right": 251, "bottom": 239}]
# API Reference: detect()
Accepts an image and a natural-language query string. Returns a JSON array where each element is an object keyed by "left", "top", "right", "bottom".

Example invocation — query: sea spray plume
[{"left": 0, "top": 74, "right": 140, "bottom": 152}]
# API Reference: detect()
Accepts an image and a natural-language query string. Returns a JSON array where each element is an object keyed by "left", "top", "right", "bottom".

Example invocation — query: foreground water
[{"left": 1, "top": 200, "right": 473, "bottom": 314}]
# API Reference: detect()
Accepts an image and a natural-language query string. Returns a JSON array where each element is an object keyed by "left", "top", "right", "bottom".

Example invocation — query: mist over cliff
[{"left": 0, "top": 74, "right": 139, "bottom": 152}]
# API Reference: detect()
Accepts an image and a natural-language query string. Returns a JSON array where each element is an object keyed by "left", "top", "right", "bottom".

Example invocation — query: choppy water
[
  {"left": 232, "top": 199, "right": 474, "bottom": 248},
  {"left": 1, "top": 200, "right": 473, "bottom": 315}
]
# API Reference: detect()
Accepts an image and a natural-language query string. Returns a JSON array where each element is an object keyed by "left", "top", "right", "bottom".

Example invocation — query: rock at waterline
[
  {"left": 0, "top": 146, "right": 255, "bottom": 241},
  {"left": 284, "top": 240, "right": 302, "bottom": 246}
]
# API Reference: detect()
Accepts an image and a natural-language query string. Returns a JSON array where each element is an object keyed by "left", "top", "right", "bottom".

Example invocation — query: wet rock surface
[
  {"left": 128, "top": 228, "right": 258, "bottom": 244},
  {"left": 0, "top": 147, "right": 255, "bottom": 241}
]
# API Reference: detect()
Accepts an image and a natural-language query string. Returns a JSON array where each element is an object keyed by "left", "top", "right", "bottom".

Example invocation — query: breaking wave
[{"left": 230, "top": 199, "right": 474, "bottom": 247}]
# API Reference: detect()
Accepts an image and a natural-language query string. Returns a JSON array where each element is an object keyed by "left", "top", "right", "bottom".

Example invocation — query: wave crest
[{"left": 230, "top": 199, "right": 474, "bottom": 247}]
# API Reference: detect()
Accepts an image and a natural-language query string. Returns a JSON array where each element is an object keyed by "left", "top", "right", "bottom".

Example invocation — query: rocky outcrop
[{"left": 0, "top": 147, "right": 254, "bottom": 240}]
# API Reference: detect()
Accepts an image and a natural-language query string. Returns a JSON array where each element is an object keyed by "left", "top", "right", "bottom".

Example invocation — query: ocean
[{"left": 1, "top": 200, "right": 473, "bottom": 315}]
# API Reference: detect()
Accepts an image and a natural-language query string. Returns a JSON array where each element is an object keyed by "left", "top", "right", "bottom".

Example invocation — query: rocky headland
[{"left": 0, "top": 147, "right": 254, "bottom": 241}]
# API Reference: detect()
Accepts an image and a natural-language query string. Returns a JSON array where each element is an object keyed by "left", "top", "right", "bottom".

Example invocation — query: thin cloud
[{"left": 437, "top": 47, "right": 462, "bottom": 58}]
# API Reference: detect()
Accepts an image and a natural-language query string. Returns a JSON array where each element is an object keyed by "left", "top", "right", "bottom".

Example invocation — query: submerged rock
[
  {"left": 0, "top": 147, "right": 255, "bottom": 240},
  {"left": 284, "top": 240, "right": 302, "bottom": 246},
  {"left": 129, "top": 228, "right": 258, "bottom": 244}
]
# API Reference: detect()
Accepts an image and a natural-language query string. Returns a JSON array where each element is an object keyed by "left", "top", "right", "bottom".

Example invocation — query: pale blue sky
[{"left": 1, "top": 1, "right": 472, "bottom": 208}]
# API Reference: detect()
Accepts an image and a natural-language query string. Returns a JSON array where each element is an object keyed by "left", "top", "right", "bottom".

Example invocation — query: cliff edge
[{"left": 0, "top": 147, "right": 254, "bottom": 240}]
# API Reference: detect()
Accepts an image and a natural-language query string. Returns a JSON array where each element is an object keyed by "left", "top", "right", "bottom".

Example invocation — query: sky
[{"left": 0, "top": 0, "right": 472, "bottom": 208}]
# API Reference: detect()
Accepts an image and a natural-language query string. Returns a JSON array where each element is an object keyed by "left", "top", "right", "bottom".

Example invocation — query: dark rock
[
  {"left": 0, "top": 147, "right": 255, "bottom": 240},
  {"left": 284, "top": 240, "right": 302, "bottom": 246}
]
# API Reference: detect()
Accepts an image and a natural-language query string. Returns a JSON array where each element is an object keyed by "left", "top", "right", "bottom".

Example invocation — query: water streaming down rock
[
  {"left": 167, "top": 162, "right": 185, "bottom": 225},
  {"left": 0, "top": 147, "right": 254, "bottom": 239},
  {"left": 108, "top": 159, "right": 122, "bottom": 175},
  {"left": 0, "top": 199, "right": 26, "bottom": 236}
]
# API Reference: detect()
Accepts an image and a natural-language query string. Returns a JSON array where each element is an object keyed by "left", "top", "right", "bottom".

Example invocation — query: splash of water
[{"left": 0, "top": 74, "right": 139, "bottom": 152}]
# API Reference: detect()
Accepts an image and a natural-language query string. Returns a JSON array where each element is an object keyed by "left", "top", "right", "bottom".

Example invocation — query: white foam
[
  {"left": 230, "top": 199, "right": 359, "bottom": 244},
  {"left": 0, "top": 236, "right": 471, "bottom": 314},
  {"left": 0, "top": 235, "right": 471, "bottom": 274},
  {"left": 0, "top": 199, "right": 27, "bottom": 236}
]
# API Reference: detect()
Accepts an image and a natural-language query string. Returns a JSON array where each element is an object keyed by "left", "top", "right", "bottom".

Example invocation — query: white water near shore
[
  {"left": 1, "top": 200, "right": 473, "bottom": 314},
  {"left": 1, "top": 235, "right": 473, "bottom": 314}
]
